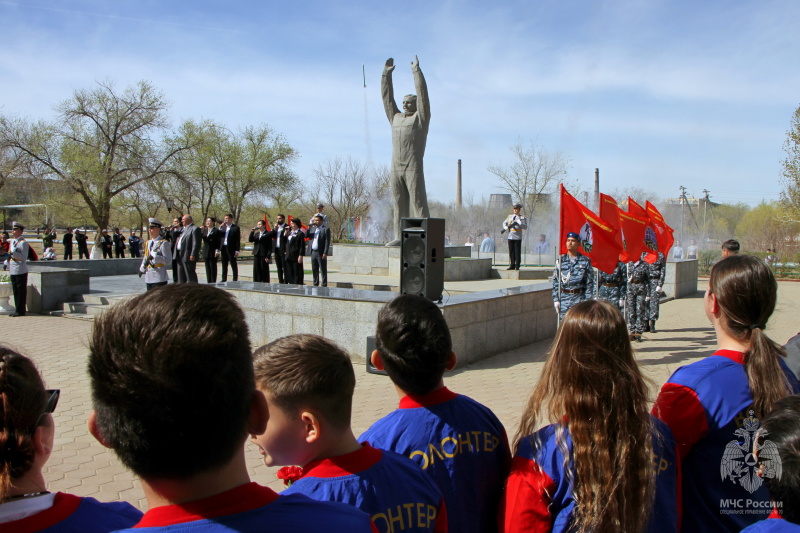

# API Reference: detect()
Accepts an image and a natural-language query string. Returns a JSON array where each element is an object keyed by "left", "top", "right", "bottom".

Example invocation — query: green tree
[
  {"left": 0, "top": 80, "right": 189, "bottom": 228},
  {"left": 735, "top": 201, "right": 799, "bottom": 253},
  {"left": 780, "top": 103, "right": 800, "bottom": 220},
  {"left": 219, "top": 125, "right": 297, "bottom": 221}
]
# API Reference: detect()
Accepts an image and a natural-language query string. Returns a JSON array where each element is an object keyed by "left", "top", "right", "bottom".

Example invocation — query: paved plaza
[{"left": 2, "top": 278, "right": 798, "bottom": 511}]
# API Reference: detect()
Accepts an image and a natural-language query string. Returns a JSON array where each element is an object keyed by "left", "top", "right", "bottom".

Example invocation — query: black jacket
[{"left": 249, "top": 229, "right": 273, "bottom": 257}]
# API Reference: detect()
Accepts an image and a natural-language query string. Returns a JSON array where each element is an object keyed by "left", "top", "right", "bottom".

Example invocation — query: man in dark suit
[
  {"left": 75, "top": 229, "right": 89, "bottom": 259},
  {"left": 175, "top": 214, "right": 202, "bottom": 283},
  {"left": 270, "top": 214, "right": 288, "bottom": 283},
  {"left": 307, "top": 214, "right": 332, "bottom": 287},
  {"left": 169, "top": 216, "right": 183, "bottom": 283},
  {"left": 220, "top": 213, "right": 241, "bottom": 282},
  {"left": 101, "top": 229, "right": 113, "bottom": 258},
  {"left": 248, "top": 220, "right": 272, "bottom": 283},
  {"left": 202, "top": 217, "right": 220, "bottom": 283},
  {"left": 62, "top": 227, "right": 74, "bottom": 260},
  {"left": 112, "top": 228, "right": 126, "bottom": 258}
]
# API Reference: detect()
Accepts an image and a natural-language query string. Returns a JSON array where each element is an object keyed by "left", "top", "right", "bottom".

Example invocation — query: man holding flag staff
[
  {"left": 552, "top": 231, "right": 595, "bottom": 320},
  {"left": 502, "top": 202, "right": 527, "bottom": 270}
]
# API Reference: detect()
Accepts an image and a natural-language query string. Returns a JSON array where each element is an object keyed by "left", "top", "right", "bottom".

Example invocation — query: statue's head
[{"left": 402, "top": 94, "right": 417, "bottom": 114}]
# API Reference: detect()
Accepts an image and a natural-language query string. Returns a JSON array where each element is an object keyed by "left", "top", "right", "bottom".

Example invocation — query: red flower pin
[{"left": 276, "top": 466, "right": 304, "bottom": 487}]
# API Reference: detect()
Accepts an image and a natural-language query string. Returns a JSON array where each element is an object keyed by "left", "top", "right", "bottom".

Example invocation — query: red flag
[
  {"left": 618, "top": 210, "right": 649, "bottom": 263},
  {"left": 598, "top": 193, "right": 624, "bottom": 252},
  {"left": 628, "top": 198, "right": 659, "bottom": 263},
  {"left": 599, "top": 193, "right": 650, "bottom": 263},
  {"left": 646, "top": 201, "right": 675, "bottom": 257},
  {"left": 263, "top": 213, "right": 271, "bottom": 231},
  {"left": 559, "top": 184, "right": 621, "bottom": 274}
]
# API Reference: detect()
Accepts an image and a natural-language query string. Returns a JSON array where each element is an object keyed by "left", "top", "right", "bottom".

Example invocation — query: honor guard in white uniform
[
  {"left": 503, "top": 202, "right": 528, "bottom": 270},
  {"left": 140, "top": 218, "right": 172, "bottom": 291},
  {"left": 309, "top": 203, "right": 329, "bottom": 227},
  {"left": 8, "top": 221, "right": 29, "bottom": 316}
]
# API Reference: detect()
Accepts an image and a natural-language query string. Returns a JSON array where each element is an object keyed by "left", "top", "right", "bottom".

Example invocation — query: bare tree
[
  {"left": 487, "top": 138, "right": 570, "bottom": 214},
  {"left": 313, "top": 156, "right": 375, "bottom": 239}
]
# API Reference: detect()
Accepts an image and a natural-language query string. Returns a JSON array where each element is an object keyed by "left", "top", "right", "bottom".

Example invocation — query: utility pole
[{"left": 679, "top": 185, "right": 687, "bottom": 245}]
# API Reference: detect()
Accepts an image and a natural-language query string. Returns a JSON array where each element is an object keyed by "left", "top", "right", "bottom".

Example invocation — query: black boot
[
  {"left": 650, "top": 320, "right": 656, "bottom": 333},
  {"left": 644, "top": 322, "right": 650, "bottom": 332}
]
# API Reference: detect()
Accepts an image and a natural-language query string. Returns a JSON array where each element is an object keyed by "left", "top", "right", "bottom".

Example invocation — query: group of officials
[{"left": 138, "top": 204, "right": 333, "bottom": 291}]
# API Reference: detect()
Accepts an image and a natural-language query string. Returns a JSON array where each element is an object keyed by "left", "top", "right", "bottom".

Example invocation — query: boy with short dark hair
[
  {"left": 87, "top": 284, "right": 374, "bottom": 532},
  {"left": 360, "top": 294, "right": 511, "bottom": 533},
  {"left": 252, "top": 334, "right": 447, "bottom": 533}
]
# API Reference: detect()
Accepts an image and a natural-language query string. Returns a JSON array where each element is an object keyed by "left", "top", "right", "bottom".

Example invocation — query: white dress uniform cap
[
  {"left": 148, "top": 218, "right": 163, "bottom": 227},
  {"left": 11, "top": 221, "right": 25, "bottom": 230}
]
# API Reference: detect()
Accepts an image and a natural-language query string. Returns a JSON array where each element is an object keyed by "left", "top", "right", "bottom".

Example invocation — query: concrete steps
[
  {"left": 50, "top": 291, "right": 136, "bottom": 319},
  {"left": 491, "top": 268, "right": 551, "bottom": 280}
]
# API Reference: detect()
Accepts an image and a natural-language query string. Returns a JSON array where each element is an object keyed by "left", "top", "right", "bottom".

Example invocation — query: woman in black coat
[{"left": 284, "top": 218, "right": 305, "bottom": 285}]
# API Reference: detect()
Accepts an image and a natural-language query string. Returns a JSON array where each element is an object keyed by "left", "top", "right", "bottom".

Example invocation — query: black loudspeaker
[{"left": 400, "top": 218, "right": 445, "bottom": 302}]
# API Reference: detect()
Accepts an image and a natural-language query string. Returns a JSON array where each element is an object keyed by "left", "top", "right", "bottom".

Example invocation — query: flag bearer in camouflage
[
  {"left": 597, "top": 260, "right": 626, "bottom": 313},
  {"left": 646, "top": 251, "right": 666, "bottom": 333},
  {"left": 552, "top": 231, "right": 595, "bottom": 321},
  {"left": 626, "top": 256, "right": 650, "bottom": 342}
]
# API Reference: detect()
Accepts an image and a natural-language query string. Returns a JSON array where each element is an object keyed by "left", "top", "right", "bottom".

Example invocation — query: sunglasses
[
  {"left": 36, "top": 389, "right": 60, "bottom": 427},
  {"left": 43, "top": 389, "right": 60, "bottom": 415}
]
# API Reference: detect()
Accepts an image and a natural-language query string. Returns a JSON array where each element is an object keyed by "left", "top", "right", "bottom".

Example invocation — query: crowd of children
[{"left": 1, "top": 253, "right": 799, "bottom": 532}]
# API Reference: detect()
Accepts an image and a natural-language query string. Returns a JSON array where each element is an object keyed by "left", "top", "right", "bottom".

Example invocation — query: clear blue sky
[{"left": 1, "top": 0, "right": 797, "bottom": 206}]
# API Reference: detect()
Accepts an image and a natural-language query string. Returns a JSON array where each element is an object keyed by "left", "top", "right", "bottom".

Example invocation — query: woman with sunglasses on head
[
  {"left": 501, "top": 299, "right": 678, "bottom": 533},
  {"left": 0, "top": 345, "right": 142, "bottom": 531},
  {"left": 652, "top": 255, "right": 800, "bottom": 533}
]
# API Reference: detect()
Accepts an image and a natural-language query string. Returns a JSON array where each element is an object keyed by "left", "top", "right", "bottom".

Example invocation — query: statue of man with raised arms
[{"left": 382, "top": 55, "right": 431, "bottom": 246}]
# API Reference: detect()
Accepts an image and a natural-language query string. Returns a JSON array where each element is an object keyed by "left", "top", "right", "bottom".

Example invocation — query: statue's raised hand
[
  {"left": 384, "top": 58, "right": 395, "bottom": 74},
  {"left": 410, "top": 55, "right": 419, "bottom": 70}
]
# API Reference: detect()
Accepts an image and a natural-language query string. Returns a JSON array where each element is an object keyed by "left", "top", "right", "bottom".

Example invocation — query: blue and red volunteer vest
[
  {"left": 360, "top": 387, "right": 510, "bottom": 533},
  {"left": 113, "top": 482, "right": 376, "bottom": 532},
  {"left": 742, "top": 510, "right": 800, "bottom": 531},
  {"left": 652, "top": 349, "right": 800, "bottom": 532},
  {"left": 501, "top": 418, "right": 678, "bottom": 533},
  {"left": 282, "top": 443, "right": 447, "bottom": 533},
  {"left": 0, "top": 492, "right": 141, "bottom": 533}
]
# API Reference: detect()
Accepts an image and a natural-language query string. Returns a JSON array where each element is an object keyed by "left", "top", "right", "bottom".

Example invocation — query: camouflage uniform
[
  {"left": 598, "top": 261, "right": 627, "bottom": 313},
  {"left": 646, "top": 251, "right": 667, "bottom": 323},
  {"left": 552, "top": 253, "right": 595, "bottom": 320},
  {"left": 626, "top": 259, "right": 650, "bottom": 336}
]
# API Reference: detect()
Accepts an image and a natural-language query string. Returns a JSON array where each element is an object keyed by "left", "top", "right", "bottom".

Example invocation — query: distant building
[{"left": 489, "top": 194, "right": 512, "bottom": 210}]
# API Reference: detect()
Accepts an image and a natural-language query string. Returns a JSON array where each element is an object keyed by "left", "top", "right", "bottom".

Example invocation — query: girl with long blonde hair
[{"left": 502, "top": 299, "right": 677, "bottom": 533}]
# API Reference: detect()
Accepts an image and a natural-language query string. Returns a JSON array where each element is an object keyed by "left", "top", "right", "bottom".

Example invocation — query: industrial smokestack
[
  {"left": 594, "top": 168, "right": 600, "bottom": 212},
  {"left": 456, "top": 159, "right": 463, "bottom": 210}
]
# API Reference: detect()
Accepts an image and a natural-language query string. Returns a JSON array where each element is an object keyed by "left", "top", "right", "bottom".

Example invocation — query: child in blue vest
[
  {"left": 252, "top": 334, "right": 447, "bottom": 533},
  {"left": 87, "top": 285, "right": 374, "bottom": 532},
  {"left": 502, "top": 299, "right": 678, "bottom": 533},
  {"left": 360, "top": 294, "right": 510, "bottom": 533}
]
